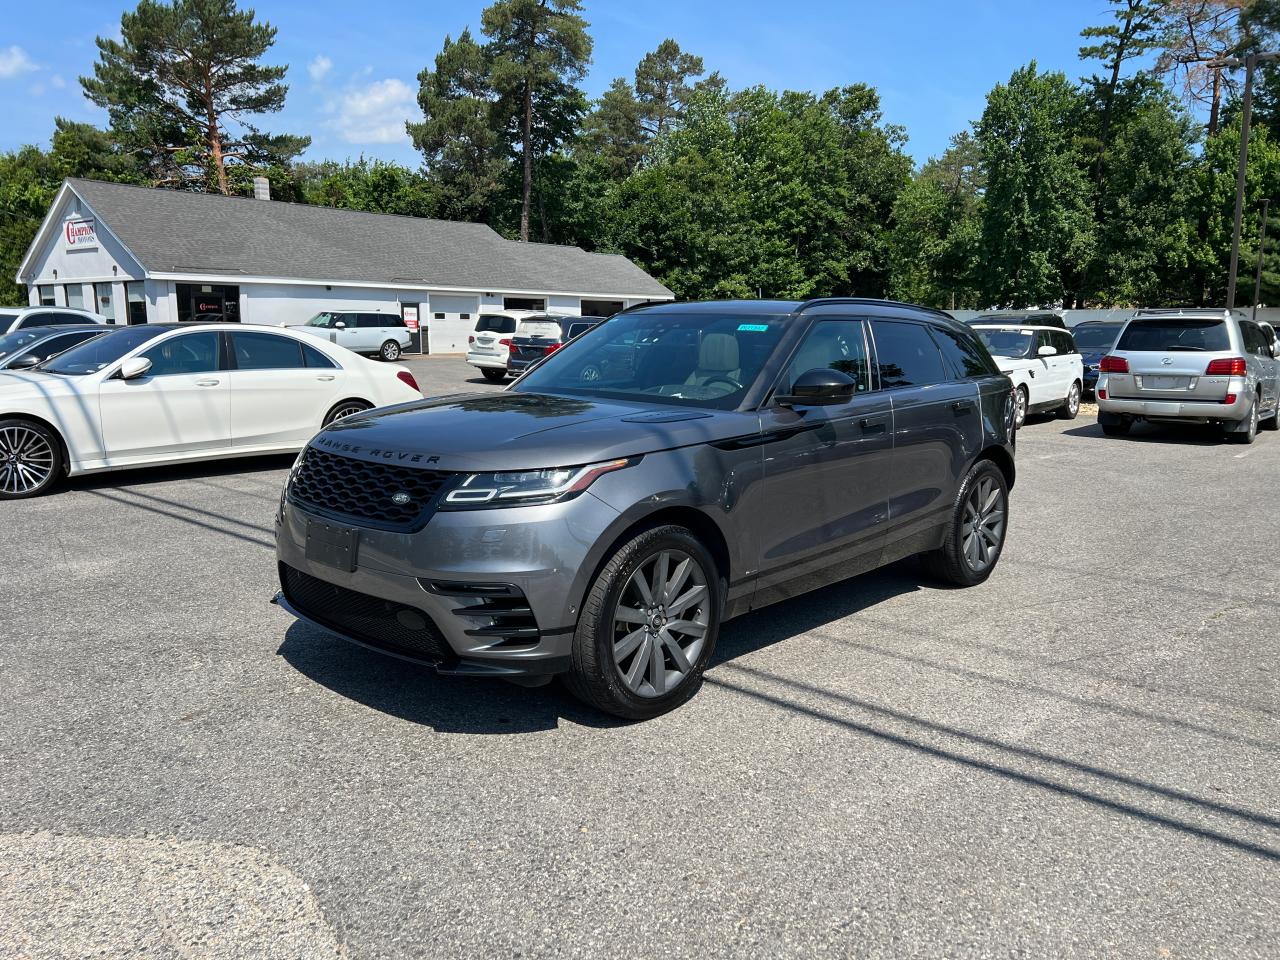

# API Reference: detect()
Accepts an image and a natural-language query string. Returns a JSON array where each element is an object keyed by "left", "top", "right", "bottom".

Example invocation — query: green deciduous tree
[
  {"left": 0, "top": 121, "right": 143, "bottom": 303},
  {"left": 81, "top": 0, "right": 308, "bottom": 194},
  {"left": 976, "top": 63, "right": 1094, "bottom": 308},
  {"left": 297, "top": 159, "right": 438, "bottom": 218}
]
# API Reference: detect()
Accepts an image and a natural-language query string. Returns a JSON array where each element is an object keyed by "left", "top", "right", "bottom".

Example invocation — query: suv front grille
[
  {"left": 288, "top": 447, "right": 451, "bottom": 530},
  {"left": 281, "top": 563, "right": 455, "bottom": 665}
]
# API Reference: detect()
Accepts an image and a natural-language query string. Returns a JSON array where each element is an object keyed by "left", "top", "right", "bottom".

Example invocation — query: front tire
[
  {"left": 565, "top": 525, "right": 721, "bottom": 720},
  {"left": 480, "top": 367, "right": 507, "bottom": 383},
  {"left": 925, "top": 459, "right": 1008, "bottom": 587},
  {"left": 0, "top": 418, "right": 63, "bottom": 499},
  {"left": 379, "top": 340, "right": 402, "bottom": 361},
  {"left": 1014, "top": 385, "right": 1028, "bottom": 429},
  {"left": 1058, "top": 380, "right": 1081, "bottom": 420}
]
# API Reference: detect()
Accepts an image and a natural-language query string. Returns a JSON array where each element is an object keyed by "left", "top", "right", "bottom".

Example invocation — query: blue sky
[{"left": 1, "top": 0, "right": 1105, "bottom": 169}]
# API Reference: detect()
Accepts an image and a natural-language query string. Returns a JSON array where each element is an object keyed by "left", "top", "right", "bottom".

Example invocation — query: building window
[
  {"left": 434, "top": 313, "right": 445, "bottom": 320},
  {"left": 38, "top": 285, "right": 56, "bottom": 306},
  {"left": 503, "top": 297, "right": 545, "bottom": 312},
  {"left": 581, "top": 299, "right": 625, "bottom": 317},
  {"left": 94, "top": 282, "right": 115, "bottom": 322},
  {"left": 65, "top": 285, "right": 84, "bottom": 310},
  {"left": 125, "top": 282, "right": 147, "bottom": 325},
  {"left": 176, "top": 282, "right": 240, "bottom": 322},
  {"left": 459, "top": 313, "right": 471, "bottom": 320}
]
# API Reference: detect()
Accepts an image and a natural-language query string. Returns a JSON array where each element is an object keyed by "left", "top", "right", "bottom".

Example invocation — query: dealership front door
[{"left": 177, "top": 283, "right": 241, "bottom": 322}]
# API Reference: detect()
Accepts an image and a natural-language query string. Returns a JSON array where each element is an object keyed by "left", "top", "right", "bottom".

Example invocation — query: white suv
[
  {"left": 972, "top": 323, "right": 1085, "bottom": 427},
  {"left": 466, "top": 314, "right": 562, "bottom": 382},
  {"left": 0, "top": 306, "right": 109, "bottom": 335},
  {"left": 288, "top": 311, "right": 412, "bottom": 361}
]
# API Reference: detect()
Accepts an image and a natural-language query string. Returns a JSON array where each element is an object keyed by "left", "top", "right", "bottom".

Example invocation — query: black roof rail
[{"left": 794, "top": 296, "right": 960, "bottom": 325}]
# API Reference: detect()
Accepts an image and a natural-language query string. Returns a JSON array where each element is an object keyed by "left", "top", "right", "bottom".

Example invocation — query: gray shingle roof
[{"left": 66, "top": 178, "right": 673, "bottom": 299}]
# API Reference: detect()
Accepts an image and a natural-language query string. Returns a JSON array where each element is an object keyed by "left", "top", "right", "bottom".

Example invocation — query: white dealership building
[{"left": 16, "top": 178, "right": 673, "bottom": 353}]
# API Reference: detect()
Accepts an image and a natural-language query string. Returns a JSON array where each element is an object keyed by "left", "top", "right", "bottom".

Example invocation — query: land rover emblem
[{"left": 391, "top": 491, "right": 412, "bottom": 506}]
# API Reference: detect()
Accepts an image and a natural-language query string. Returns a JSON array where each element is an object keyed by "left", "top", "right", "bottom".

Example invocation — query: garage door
[{"left": 426, "top": 294, "right": 481, "bottom": 354}]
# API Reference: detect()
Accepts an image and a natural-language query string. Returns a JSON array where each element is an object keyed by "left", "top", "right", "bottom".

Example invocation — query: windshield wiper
[{"left": 1165, "top": 346, "right": 1206, "bottom": 352}]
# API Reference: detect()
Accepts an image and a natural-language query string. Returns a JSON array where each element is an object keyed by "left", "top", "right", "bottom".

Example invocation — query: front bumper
[{"left": 274, "top": 493, "right": 622, "bottom": 676}]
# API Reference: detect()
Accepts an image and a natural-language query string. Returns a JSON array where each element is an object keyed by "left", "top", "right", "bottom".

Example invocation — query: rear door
[
  {"left": 1241, "top": 321, "right": 1279, "bottom": 409},
  {"left": 363, "top": 313, "right": 405, "bottom": 351},
  {"left": 871, "top": 318, "right": 983, "bottom": 548},
  {"left": 228, "top": 331, "right": 345, "bottom": 447}
]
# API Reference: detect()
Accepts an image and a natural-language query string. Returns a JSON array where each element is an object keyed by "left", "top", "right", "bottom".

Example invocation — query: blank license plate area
[
  {"left": 1145, "top": 401, "right": 1181, "bottom": 415},
  {"left": 306, "top": 520, "right": 358, "bottom": 572},
  {"left": 1141, "top": 375, "right": 1190, "bottom": 390}
]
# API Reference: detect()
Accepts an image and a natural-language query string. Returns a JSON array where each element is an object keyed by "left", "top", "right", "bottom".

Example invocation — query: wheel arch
[
  {"left": 321, "top": 397, "right": 374, "bottom": 425},
  {"left": 978, "top": 443, "right": 1016, "bottom": 491}
]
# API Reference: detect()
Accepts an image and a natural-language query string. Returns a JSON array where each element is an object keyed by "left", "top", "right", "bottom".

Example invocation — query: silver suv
[{"left": 1096, "top": 308, "right": 1280, "bottom": 443}]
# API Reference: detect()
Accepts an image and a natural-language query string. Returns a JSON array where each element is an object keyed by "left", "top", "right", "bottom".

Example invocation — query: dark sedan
[{"left": 0, "top": 325, "right": 108, "bottom": 372}]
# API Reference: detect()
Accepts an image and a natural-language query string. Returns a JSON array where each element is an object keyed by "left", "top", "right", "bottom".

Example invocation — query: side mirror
[
  {"left": 777, "top": 367, "right": 857, "bottom": 406},
  {"left": 1038, "top": 345, "right": 1058, "bottom": 357},
  {"left": 8, "top": 354, "right": 41, "bottom": 370},
  {"left": 118, "top": 356, "right": 153, "bottom": 380},
  {"left": 334, "top": 320, "right": 347, "bottom": 330}
]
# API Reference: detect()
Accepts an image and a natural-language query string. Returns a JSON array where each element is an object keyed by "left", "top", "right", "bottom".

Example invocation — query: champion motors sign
[{"left": 64, "top": 217, "right": 98, "bottom": 251}]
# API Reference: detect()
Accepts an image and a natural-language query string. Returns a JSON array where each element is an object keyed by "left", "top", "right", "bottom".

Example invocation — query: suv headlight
[{"left": 441, "top": 457, "right": 636, "bottom": 509}]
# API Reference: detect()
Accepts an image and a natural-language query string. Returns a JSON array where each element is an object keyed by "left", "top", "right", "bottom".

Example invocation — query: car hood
[
  {"left": 0, "top": 369, "right": 83, "bottom": 398},
  {"left": 990, "top": 356, "right": 1037, "bottom": 373},
  {"left": 309, "top": 391, "right": 761, "bottom": 472}
]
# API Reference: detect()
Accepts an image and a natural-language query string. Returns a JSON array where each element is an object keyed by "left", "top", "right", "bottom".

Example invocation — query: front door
[
  {"left": 98, "top": 330, "right": 231, "bottom": 461},
  {"left": 869, "top": 319, "right": 983, "bottom": 548},
  {"left": 755, "top": 317, "right": 893, "bottom": 598}
]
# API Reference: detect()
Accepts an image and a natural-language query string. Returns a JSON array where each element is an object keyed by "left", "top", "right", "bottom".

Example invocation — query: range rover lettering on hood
[{"left": 314, "top": 435, "right": 440, "bottom": 464}]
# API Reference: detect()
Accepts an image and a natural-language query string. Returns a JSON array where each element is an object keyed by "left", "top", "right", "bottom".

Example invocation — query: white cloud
[
  {"left": 0, "top": 45, "right": 37, "bottom": 79},
  {"left": 307, "top": 55, "right": 331, "bottom": 82},
  {"left": 50, "top": 74, "right": 66, "bottom": 89},
  {"left": 329, "top": 78, "right": 419, "bottom": 144}
]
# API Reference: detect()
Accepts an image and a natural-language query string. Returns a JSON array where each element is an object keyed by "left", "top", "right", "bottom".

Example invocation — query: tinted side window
[
  {"left": 46, "top": 312, "right": 96, "bottom": 326},
  {"left": 302, "top": 342, "right": 338, "bottom": 368},
  {"left": 139, "top": 332, "right": 221, "bottom": 376},
  {"left": 1241, "top": 322, "right": 1267, "bottom": 357},
  {"left": 784, "top": 319, "right": 870, "bottom": 394},
  {"left": 233, "top": 332, "right": 305, "bottom": 370},
  {"left": 871, "top": 320, "right": 947, "bottom": 388},
  {"left": 931, "top": 325, "right": 995, "bottom": 378},
  {"left": 22, "top": 330, "right": 102, "bottom": 362},
  {"left": 1057, "top": 331, "right": 1078, "bottom": 354}
]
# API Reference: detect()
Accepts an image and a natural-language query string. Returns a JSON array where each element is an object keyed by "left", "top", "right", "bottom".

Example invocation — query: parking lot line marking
[{"left": 1233, "top": 448, "right": 1260, "bottom": 459}]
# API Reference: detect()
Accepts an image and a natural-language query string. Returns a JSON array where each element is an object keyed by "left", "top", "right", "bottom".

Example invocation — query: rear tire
[
  {"left": 1227, "top": 398, "right": 1259, "bottom": 444},
  {"left": 1057, "top": 381, "right": 1081, "bottom": 420},
  {"left": 379, "top": 340, "right": 401, "bottom": 361},
  {"left": 322, "top": 399, "right": 372, "bottom": 426},
  {"left": 564, "top": 525, "right": 721, "bottom": 720},
  {"left": 480, "top": 368, "right": 506, "bottom": 383},
  {"left": 0, "top": 418, "right": 63, "bottom": 499},
  {"left": 924, "top": 459, "right": 1009, "bottom": 588}
]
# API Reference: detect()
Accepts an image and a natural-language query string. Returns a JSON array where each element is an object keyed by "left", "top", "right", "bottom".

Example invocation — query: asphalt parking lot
[{"left": 2, "top": 356, "right": 1278, "bottom": 959}]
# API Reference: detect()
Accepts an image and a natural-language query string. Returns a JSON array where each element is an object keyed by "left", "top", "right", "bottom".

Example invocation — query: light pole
[
  {"left": 1220, "top": 51, "right": 1280, "bottom": 308},
  {"left": 1254, "top": 198, "right": 1270, "bottom": 323}
]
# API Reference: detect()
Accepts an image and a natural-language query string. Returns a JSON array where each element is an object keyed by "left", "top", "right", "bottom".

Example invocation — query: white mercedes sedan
[{"left": 0, "top": 323, "right": 423, "bottom": 498}]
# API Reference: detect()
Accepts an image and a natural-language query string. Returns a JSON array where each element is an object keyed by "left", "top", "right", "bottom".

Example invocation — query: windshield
[
  {"left": 1071, "top": 324, "right": 1122, "bottom": 351},
  {"left": 975, "top": 328, "right": 1034, "bottom": 359},
  {"left": 1116, "top": 319, "right": 1229, "bottom": 352},
  {"left": 39, "top": 327, "right": 168, "bottom": 375},
  {"left": 305, "top": 312, "right": 340, "bottom": 328},
  {"left": 512, "top": 311, "right": 788, "bottom": 409},
  {"left": 0, "top": 329, "right": 55, "bottom": 361},
  {"left": 475, "top": 314, "right": 516, "bottom": 334}
]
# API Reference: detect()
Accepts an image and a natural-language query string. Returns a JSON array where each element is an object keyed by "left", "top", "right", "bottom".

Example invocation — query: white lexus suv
[{"left": 972, "top": 323, "right": 1085, "bottom": 427}]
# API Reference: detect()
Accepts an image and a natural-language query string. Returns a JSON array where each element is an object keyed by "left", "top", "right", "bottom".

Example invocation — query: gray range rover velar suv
[{"left": 274, "top": 299, "right": 1017, "bottom": 719}]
